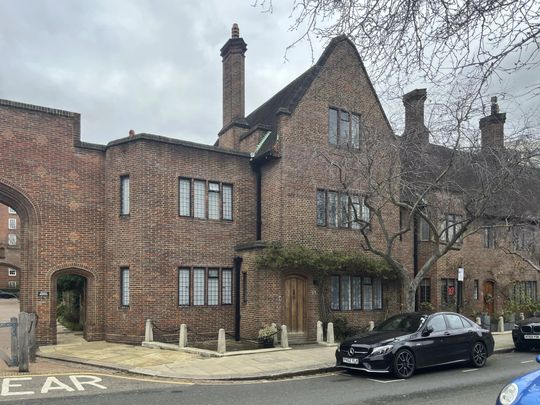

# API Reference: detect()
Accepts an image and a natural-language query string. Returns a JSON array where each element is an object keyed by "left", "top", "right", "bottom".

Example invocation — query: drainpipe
[
  {"left": 255, "top": 165, "right": 262, "bottom": 240},
  {"left": 234, "top": 256, "right": 243, "bottom": 341},
  {"left": 413, "top": 214, "right": 419, "bottom": 311}
]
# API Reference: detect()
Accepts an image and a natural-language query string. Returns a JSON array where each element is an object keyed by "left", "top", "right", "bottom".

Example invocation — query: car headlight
[
  {"left": 371, "top": 344, "right": 393, "bottom": 356},
  {"left": 513, "top": 324, "right": 519, "bottom": 330},
  {"left": 499, "top": 383, "right": 519, "bottom": 405}
]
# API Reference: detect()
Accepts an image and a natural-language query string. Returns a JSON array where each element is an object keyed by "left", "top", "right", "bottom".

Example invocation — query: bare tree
[
  {"left": 315, "top": 98, "right": 540, "bottom": 311},
  {"left": 257, "top": 0, "right": 540, "bottom": 99}
]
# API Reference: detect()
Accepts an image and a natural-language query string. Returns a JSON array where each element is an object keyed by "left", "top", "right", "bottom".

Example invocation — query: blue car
[{"left": 497, "top": 355, "right": 540, "bottom": 404}]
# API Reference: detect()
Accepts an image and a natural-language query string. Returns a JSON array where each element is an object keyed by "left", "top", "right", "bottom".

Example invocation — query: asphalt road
[{"left": 1, "top": 351, "right": 539, "bottom": 405}]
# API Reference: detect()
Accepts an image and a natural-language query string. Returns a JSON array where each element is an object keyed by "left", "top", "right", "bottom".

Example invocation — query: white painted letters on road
[
  {"left": 1, "top": 378, "right": 35, "bottom": 396},
  {"left": 41, "top": 377, "right": 75, "bottom": 393},
  {"left": 69, "top": 375, "right": 107, "bottom": 391}
]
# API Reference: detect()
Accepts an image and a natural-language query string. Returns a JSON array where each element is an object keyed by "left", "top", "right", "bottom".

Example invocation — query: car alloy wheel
[
  {"left": 393, "top": 349, "right": 415, "bottom": 379},
  {"left": 471, "top": 342, "right": 487, "bottom": 367}
]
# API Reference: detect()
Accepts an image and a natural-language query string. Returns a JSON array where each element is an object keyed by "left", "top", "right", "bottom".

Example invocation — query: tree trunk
[{"left": 401, "top": 274, "right": 416, "bottom": 312}]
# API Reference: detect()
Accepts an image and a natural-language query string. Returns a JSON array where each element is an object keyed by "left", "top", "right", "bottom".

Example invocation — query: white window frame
[
  {"left": 120, "top": 175, "right": 130, "bottom": 216},
  {"left": 8, "top": 207, "right": 16, "bottom": 214},
  {"left": 8, "top": 268, "right": 17, "bottom": 277},
  {"left": 121, "top": 268, "right": 130, "bottom": 306},
  {"left": 8, "top": 234, "right": 16, "bottom": 246},
  {"left": 7, "top": 281, "right": 17, "bottom": 289},
  {"left": 8, "top": 218, "right": 16, "bottom": 230}
]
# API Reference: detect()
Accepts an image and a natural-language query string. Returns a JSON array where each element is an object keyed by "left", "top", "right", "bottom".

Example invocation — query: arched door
[
  {"left": 284, "top": 275, "right": 306, "bottom": 334},
  {"left": 483, "top": 280, "right": 495, "bottom": 315}
]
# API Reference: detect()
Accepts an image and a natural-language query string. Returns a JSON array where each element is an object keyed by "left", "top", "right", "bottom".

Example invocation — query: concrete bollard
[
  {"left": 368, "top": 321, "right": 375, "bottom": 331},
  {"left": 476, "top": 317, "right": 481, "bottom": 326},
  {"left": 144, "top": 319, "right": 153, "bottom": 343},
  {"left": 271, "top": 323, "right": 279, "bottom": 346},
  {"left": 327, "top": 322, "right": 335, "bottom": 345},
  {"left": 520, "top": 313, "right": 525, "bottom": 321},
  {"left": 316, "top": 321, "right": 323, "bottom": 343},
  {"left": 281, "top": 325, "right": 289, "bottom": 348},
  {"left": 217, "top": 328, "right": 226, "bottom": 354},
  {"left": 498, "top": 316, "right": 504, "bottom": 333},
  {"left": 179, "top": 324, "right": 187, "bottom": 348}
]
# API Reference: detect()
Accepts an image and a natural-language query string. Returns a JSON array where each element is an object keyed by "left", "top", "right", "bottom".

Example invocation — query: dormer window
[{"left": 328, "top": 107, "right": 360, "bottom": 149}]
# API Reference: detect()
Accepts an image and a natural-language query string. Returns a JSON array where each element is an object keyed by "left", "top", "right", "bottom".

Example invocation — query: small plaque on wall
[{"left": 38, "top": 291, "right": 49, "bottom": 298}]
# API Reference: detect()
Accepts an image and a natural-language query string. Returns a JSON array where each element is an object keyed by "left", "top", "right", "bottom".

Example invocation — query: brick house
[
  {"left": 0, "top": 25, "right": 538, "bottom": 345},
  {"left": 0, "top": 204, "right": 21, "bottom": 292}
]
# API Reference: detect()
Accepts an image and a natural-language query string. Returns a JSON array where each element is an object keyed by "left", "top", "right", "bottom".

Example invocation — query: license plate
[
  {"left": 524, "top": 335, "right": 540, "bottom": 339},
  {"left": 343, "top": 357, "right": 359, "bottom": 365}
]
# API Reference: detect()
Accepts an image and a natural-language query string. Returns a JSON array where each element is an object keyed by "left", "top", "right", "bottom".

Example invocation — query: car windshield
[{"left": 374, "top": 314, "right": 427, "bottom": 333}]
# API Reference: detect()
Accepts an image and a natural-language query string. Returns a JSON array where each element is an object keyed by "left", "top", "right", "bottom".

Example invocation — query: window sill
[
  {"left": 119, "top": 214, "right": 130, "bottom": 219},
  {"left": 178, "top": 215, "right": 234, "bottom": 223}
]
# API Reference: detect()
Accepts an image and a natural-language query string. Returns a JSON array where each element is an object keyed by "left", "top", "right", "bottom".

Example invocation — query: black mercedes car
[
  {"left": 336, "top": 312, "right": 494, "bottom": 379},
  {"left": 512, "top": 313, "right": 540, "bottom": 351}
]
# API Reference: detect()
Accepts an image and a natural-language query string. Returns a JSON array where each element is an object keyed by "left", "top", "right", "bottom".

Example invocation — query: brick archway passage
[{"left": 0, "top": 180, "right": 39, "bottom": 317}]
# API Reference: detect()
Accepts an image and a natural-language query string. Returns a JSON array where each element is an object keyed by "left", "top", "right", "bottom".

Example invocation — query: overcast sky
[
  {"left": 1, "top": 1, "right": 537, "bottom": 146},
  {"left": 0, "top": 0, "right": 326, "bottom": 145}
]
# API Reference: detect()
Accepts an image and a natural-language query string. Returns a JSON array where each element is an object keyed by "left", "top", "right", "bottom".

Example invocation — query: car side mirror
[{"left": 422, "top": 326, "right": 434, "bottom": 337}]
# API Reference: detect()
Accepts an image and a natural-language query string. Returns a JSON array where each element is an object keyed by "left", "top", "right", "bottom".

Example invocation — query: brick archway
[
  {"left": 49, "top": 266, "right": 98, "bottom": 344},
  {"left": 0, "top": 179, "right": 40, "bottom": 316}
]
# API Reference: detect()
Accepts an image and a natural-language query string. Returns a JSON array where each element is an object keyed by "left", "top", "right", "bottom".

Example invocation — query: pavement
[
  {"left": 0, "top": 299, "right": 519, "bottom": 381},
  {"left": 30, "top": 331, "right": 515, "bottom": 381}
]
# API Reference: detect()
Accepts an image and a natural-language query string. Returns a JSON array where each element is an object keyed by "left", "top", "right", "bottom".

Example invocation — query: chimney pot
[
  {"left": 129, "top": 129, "right": 135, "bottom": 138},
  {"left": 232, "top": 23, "right": 239, "bottom": 38}
]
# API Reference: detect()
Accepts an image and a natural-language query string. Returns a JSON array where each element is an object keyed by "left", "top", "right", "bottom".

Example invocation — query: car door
[
  {"left": 413, "top": 314, "right": 449, "bottom": 367},
  {"left": 443, "top": 314, "right": 471, "bottom": 362}
]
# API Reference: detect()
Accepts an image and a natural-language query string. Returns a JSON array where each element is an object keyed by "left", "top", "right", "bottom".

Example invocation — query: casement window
[
  {"left": 317, "top": 189, "right": 370, "bottom": 229},
  {"left": 440, "top": 214, "right": 462, "bottom": 242},
  {"left": 179, "top": 178, "right": 191, "bottom": 216},
  {"left": 328, "top": 107, "right": 361, "bottom": 149},
  {"left": 8, "top": 218, "right": 16, "bottom": 230},
  {"left": 419, "top": 217, "right": 430, "bottom": 241},
  {"left": 8, "top": 268, "right": 16, "bottom": 277},
  {"left": 8, "top": 207, "right": 16, "bottom": 214},
  {"left": 440, "top": 278, "right": 456, "bottom": 304},
  {"left": 7, "top": 234, "right": 16, "bottom": 246},
  {"left": 419, "top": 278, "right": 431, "bottom": 303},
  {"left": 512, "top": 226, "right": 534, "bottom": 252},
  {"left": 120, "top": 268, "right": 130, "bottom": 306},
  {"left": 330, "top": 275, "right": 383, "bottom": 311},
  {"left": 120, "top": 175, "right": 130, "bottom": 216},
  {"left": 7, "top": 281, "right": 17, "bottom": 289},
  {"left": 178, "top": 267, "right": 233, "bottom": 306},
  {"left": 473, "top": 279, "right": 479, "bottom": 300},
  {"left": 179, "top": 178, "right": 233, "bottom": 221},
  {"left": 484, "top": 226, "right": 496, "bottom": 249},
  {"left": 511, "top": 281, "right": 537, "bottom": 304}
]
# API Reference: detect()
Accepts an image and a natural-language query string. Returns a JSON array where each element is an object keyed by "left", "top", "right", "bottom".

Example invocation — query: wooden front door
[
  {"left": 284, "top": 275, "right": 306, "bottom": 334},
  {"left": 483, "top": 280, "right": 495, "bottom": 315}
]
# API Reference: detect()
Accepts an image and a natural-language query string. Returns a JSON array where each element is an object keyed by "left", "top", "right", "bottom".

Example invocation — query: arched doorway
[{"left": 50, "top": 268, "right": 96, "bottom": 343}]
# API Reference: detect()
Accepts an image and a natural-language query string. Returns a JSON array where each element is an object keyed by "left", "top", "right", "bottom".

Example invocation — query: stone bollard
[
  {"left": 498, "top": 316, "right": 504, "bottom": 333},
  {"left": 179, "top": 324, "right": 187, "bottom": 348},
  {"left": 327, "top": 322, "right": 335, "bottom": 345},
  {"left": 520, "top": 313, "right": 525, "bottom": 321},
  {"left": 281, "top": 325, "right": 289, "bottom": 348},
  {"left": 368, "top": 321, "right": 375, "bottom": 331},
  {"left": 476, "top": 317, "right": 481, "bottom": 326},
  {"left": 271, "top": 323, "right": 279, "bottom": 346},
  {"left": 217, "top": 328, "right": 226, "bottom": 354},
  {"left": 144, "top": 319, "right": 153, "bottom": 343},
  {"left": 316, "top": 321, "right": 323, "bottom": 343}
]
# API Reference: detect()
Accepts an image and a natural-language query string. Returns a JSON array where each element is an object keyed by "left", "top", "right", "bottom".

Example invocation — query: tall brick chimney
[
  {"left": 403, "top": 88, "right": 429, "bottom": 145},
  {"left": 480, "top": 96, "right": 506, "bottom": 150},
  {"left": 217, "top": 24, "right": 249, "bottom": 150}
]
